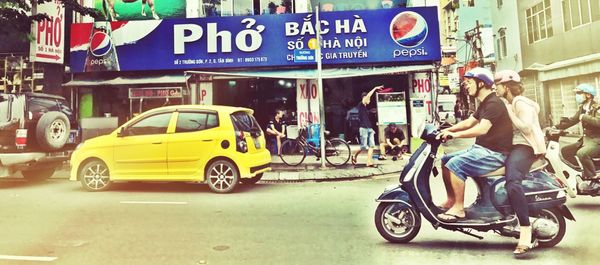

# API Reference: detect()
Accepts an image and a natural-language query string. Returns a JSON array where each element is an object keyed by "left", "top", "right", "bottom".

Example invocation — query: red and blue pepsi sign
[{"left": 70, "top": 7, "right": 440, "bottom": 73}]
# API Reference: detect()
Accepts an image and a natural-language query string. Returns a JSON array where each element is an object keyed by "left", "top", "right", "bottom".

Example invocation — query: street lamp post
[{"left": 315, "top": 4, "right": 326, "bottom": 169}]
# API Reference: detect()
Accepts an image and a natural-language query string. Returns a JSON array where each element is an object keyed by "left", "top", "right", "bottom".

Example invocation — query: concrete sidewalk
[{"left": 49, "top": 145, "right": 408, "bottom": 182}]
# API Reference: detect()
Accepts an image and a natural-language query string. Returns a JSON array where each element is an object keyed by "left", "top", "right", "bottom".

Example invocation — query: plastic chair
[{"left": 306, "top": 124, "right": 321, "bottom": 147}]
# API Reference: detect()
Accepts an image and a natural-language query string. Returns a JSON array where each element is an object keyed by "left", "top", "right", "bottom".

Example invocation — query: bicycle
[{"left": 279, "top": 124, "right": 351, "bottom": 167}]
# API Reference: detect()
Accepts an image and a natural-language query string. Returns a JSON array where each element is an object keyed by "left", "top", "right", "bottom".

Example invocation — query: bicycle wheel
[
  {"left": 324, "top": 138, "right": 351, "bottom": 166},
  {"left": 279, "top": 139, "right": 306, "bottom": 166}
]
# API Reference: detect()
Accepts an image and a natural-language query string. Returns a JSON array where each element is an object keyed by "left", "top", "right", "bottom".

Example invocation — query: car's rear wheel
[
  {"left": 80, "top": 160, "right": 112, "bottom": 192},
  {"left": 36, "top": 111, "right": 70, "bottom": 151},
  {"left": 206, "top": 160, "right": 239, "bottom": 193},
  {"left": 21, "top": 167, "right": 56, "bottom": 182},
  {"left": 240, "top": 173, "right": 263, "bottom": 185}
]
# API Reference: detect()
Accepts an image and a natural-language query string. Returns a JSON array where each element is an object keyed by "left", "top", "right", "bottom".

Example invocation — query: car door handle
[
  {"left": 202, "top": 139, "right": 214, "bottom": 142},
  {"left": 152, "top": 141, "right": 162, "bottom": 144}
]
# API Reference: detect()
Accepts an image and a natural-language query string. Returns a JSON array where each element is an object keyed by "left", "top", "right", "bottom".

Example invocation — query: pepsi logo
[
  {"left": 89, "top": 31, "right": 113, "bottom": 57},
  {"left": 390, "top": 11, "right": 428, "bottom": 48}
]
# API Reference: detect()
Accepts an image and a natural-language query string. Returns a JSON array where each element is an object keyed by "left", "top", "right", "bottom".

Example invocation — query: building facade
[
  {"left": 66, "top": 1, "right": 442, "bottom": 144},
  {"left": 517, "top": 0, "right": 600, "bottom": 129}
]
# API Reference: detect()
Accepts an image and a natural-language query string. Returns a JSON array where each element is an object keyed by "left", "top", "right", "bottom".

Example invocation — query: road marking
[
  {"left": 0, "top": 255, "right": 58, "bottom": 262},
  {"left": 120, "top": 201, "right": 188, "bottom": 205}
]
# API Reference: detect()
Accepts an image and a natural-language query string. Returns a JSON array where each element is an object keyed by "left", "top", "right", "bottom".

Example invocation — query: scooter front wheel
[{"left": 375, "top": 202, "right": 421, "bottom": 243}]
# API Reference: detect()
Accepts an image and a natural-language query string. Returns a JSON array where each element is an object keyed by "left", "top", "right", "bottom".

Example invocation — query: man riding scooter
[
  {"left": 437, "top": 67, "right": 513, "bottom": 222},
  {"left": 554, "top": 84, "right": 600, "bottom": 192}
]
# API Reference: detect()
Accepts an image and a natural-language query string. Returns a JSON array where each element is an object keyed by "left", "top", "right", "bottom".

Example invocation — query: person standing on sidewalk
[
  {"left": 266, "top": 109, "right": 286, "bottom": 155},
  {"left": 554, "top": 83, "right": 600, "bottom": 192},
  {"left": 352, "top": 85, "right": 383, "bottom": 167},
  {"left": 495, "top": 70, "right": 546, "bottom": 256}
]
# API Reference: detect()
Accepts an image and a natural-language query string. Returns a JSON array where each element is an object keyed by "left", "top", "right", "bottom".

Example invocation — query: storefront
[{"left": 67, "top": 6, "right": 441, "bottom": 143}]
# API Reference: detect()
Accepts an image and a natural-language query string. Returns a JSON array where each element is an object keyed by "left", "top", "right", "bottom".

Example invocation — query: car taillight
[
  {"left": 236, "top": 131, "right": 248, "bottom": 153},
  {"left": 15, "top": 129, "right": 27, "bottom": 149}
]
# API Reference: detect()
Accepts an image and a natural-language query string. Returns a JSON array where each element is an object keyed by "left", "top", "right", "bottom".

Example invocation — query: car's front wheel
[
  {"left": 80, "top": 160, "right": 112, "bottom": 192},
  {"left": 206, "top": 160, "right": 239, "bottom": 193}
]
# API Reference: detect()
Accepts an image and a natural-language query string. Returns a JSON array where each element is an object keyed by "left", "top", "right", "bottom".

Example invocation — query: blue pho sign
[{"left": 70, "top": 7, "right": 441, "bottom": 72}]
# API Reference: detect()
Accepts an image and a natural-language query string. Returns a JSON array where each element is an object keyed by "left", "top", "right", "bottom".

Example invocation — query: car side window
[
  {"left": 206, "top": 113, "right": 218, "bottom": 128},
  {"left": 175, "top": 112, "right": 219, "bottom": 133},
  {"left": 127, "top": 113, "right": 172, "bottom": 136}
]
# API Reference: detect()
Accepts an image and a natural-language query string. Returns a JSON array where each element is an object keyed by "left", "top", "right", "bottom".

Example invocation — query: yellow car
[{"left": 70, "top": 105, "right": 271, "bottom": 193}]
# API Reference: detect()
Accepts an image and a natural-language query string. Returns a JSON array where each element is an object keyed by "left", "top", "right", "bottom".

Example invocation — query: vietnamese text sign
[
  {"left": 296, "top": 80, "right": 320, "bottom": 127},
  {"left": 31, "top": 0, "right": 65, "bottom": 63},
  {"left": 129, "top": 87, "right": 183, "bottom": 99},
  {"left": 70, "top": 7, "right": 441, "bottom": 72},
  {"left": 294, "top": 49, "right": 316, "bottom": 63}
]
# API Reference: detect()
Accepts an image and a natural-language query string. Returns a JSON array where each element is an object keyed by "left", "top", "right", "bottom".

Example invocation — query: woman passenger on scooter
[{"left": 495, "top": 70, "right": 546, "bottom": 256}]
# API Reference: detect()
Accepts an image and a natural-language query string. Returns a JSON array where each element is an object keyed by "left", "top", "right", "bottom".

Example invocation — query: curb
[
  {"left": 50, "top": 163, "right": 404, "bottom": 182},
  {"left": 261, "top": 163, "right": 403, "bottom": 181}
]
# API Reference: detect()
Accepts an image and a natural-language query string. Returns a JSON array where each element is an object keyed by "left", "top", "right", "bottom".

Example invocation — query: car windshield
[{"left": 230, "top": 111, "right": 260, "bottom": 132}]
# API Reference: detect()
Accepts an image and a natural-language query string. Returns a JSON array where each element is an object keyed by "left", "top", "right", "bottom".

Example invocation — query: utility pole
[{"left": 464, "top": 20, "right": 484, "bottom": 67}]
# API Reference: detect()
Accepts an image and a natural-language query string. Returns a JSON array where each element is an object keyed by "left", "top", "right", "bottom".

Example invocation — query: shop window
[
  {"left": 127, "top": 113, "right": 172, "bottom": 136},
  {"left": 175, "top": 112, "right": 219, "bottom": 133}
]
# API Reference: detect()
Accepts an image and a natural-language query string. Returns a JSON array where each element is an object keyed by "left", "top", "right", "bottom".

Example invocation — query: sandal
[
  {"left": 437, "top": 212, "right": 465, "bottom": 222},
  {"left": 351, "top": 154, "right": 358, "bottom": 165},
  {"left": 513, "top": 239, "right": 538, "bottom": 257},
  {"left": 366, "top": 164, "right": 378, "bottom": 168}
]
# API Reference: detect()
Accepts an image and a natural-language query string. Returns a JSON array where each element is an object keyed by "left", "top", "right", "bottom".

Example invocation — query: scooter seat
[{"left": 480, "top": 158, "right": 547, "bottom": 177}]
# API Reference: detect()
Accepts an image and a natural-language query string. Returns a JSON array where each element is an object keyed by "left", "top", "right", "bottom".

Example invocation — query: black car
[{"left": 0, "top": 92, "right": 79, "bottom": 152}]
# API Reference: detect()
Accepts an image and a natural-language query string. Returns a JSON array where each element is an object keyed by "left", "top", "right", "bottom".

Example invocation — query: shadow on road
[
  {"left": 375, "top": 239, "right": 565, "bottom": 258},
  {"left": 569, "top": 203, "right": 600, "bottom": 210},
  {"left": 0, "top": 178, "right": 61, "bottom": 189},
  {"left": 91, "top": 181, "right": 276, "bottom": 193}
]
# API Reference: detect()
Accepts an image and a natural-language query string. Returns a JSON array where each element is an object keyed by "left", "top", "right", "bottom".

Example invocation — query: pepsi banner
[{"left": 70, "top": 7, "right": 440, "bottom": 73}]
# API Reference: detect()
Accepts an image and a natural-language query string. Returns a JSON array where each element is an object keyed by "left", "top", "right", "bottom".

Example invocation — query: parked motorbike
[
  {"left": 374, "top": 123, "right": 575, "bottom": 247},
  {"left": 545, "top": 128, "right": 600, "bottom": 197}
]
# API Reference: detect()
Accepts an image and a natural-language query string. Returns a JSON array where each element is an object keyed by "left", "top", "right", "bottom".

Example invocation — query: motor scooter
[
  {"left": 374, "top": 123, "right": 575, "bottom": 247},
  {"left": 545, "top": 129, "right": 600, "bottom": 197}
]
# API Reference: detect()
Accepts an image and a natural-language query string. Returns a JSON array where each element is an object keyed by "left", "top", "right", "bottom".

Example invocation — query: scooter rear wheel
[
  {"left": 375, "top": 202, "right": 421, "bottom": 243},
  {"left": 533, "top": 208, "right": 566, "bottom": 248}
]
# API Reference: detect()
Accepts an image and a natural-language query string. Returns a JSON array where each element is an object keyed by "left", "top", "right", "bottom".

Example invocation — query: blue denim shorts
[
  {"left": 359, "top": 127, "right": 375, "bottom": 150},
  {"left": 441, "top": 144, "right": 507, "bottom": 181}
]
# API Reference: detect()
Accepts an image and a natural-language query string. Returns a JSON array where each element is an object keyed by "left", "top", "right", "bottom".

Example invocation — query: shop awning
[
  {"left": 185, "top": 64, "right": 435, "bottom": 79},
  {"left": 63, "top": 74, "right": 189, "bottom": 87}
]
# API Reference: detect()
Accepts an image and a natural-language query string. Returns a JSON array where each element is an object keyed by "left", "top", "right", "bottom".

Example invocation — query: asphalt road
[{"left": 0, "top": 175, "right": 598, "bottom": 265}]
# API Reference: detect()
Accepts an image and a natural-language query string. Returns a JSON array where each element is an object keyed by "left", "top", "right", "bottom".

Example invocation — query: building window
[
  {"left": 526, "top": 0, "right": 553, "bottom": 44},
  {"left": 497, "top": 0, "right": 503, "bottom": 9},
  {"left": 497, "top": 29, "right": 507, "bottom": 59},
  {"left": 261, "top": 0, "right": 294, "bottom": 14},
  {"left": 562, "top": 0, "right": 599, "bottom": 31}
]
